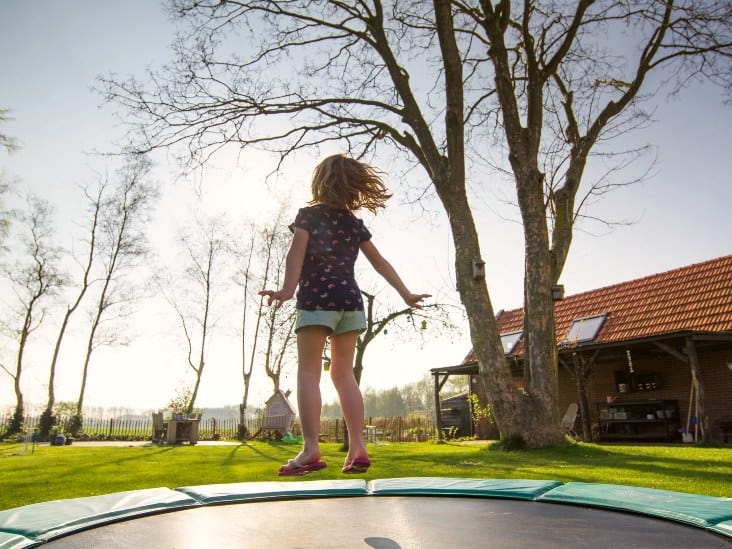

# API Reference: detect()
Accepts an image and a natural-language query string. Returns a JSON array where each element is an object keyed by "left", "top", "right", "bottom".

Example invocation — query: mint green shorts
[{"left": 295, "top": 309, "right": 367, "bottom": 336}]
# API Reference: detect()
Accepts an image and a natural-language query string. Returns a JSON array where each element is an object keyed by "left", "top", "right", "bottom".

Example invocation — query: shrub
[
  {"left": 67, "top": 414, "right": 83, "bottom": 437},
  {"left": 489, "top": 434, "right": 527, "bottom": 452},
  {"left": 38, "top": 409, "right": 55, "bottom": 441},
  {"left": 4, "top": 407, "right": 24, "bottom": 437}
]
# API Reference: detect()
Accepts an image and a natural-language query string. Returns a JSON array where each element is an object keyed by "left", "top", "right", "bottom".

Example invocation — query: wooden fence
[{"left": 0, "top": 414, "right": 438, "bottom": 443}]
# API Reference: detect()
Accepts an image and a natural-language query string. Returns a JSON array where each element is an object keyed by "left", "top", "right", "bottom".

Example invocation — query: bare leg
[
  {"left": 329, "top": 330, "right": 368, "bottom": 463},
  {"left": 285, "top": 326, "right": 328, "bottom": 469}
]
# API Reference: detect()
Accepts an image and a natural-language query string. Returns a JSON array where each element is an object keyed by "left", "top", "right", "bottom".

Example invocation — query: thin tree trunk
[
  {"left": 239, "top": 238, "right": 255, "bottom": 429},
  {"left": 77, "top": 308, "right": 102, "bottom": 416},
  {"left": 46, "top": 184, "right": 100, "bottom": 416}
]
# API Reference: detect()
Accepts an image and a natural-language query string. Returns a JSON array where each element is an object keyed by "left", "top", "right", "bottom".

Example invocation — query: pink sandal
[
  {"left": 342, "top": 458, "right": 371, "bottom": 474},
  {"left": 278, "top": 458, "right": 327, "bottom": 476}
]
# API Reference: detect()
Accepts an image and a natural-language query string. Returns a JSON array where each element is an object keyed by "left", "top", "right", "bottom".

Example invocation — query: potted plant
[{"left": 166, "top": 387, "right": 193, "bottom": 419}]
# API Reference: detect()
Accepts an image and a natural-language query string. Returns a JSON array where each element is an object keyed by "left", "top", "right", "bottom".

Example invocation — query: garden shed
[
  {"left": 434, "top": 255, "right": 732, "bottom": 442},
  {"left": 438, "top": 392, "right": 473, "bottom": 439}
]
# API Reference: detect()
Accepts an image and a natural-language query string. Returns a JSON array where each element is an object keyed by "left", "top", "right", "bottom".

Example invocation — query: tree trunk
[
  {"left": 46, "top": 315, "right": 68, "bottom": 412},
  {"left": 239, "top": 372, "right": 251, "bottom": 434},
  {"left": 516, "top": 167, "right": 563, "bottom": 446},
  {"left": 354, "top": 334, "right": 372, "bottom": 385},
  {"left": 14, "top": 325, "right": 28, "bottom": 418},
  {"left": 76, "top": 321, "right": 97, "bottom": 417},
  {"left": 41, "top": 309, "right": 74, "bottom": 439}
]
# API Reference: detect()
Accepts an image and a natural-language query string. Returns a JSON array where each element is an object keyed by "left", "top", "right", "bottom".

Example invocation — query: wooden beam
[
  {"left": 692, "top": 333, "right": 732, "bottom": 343},
  {"left": 558, "top": 357, "right": 573, "bottom": 376},
  {"left": 653, "top": 341, "right": 688, "bottom": 364},
  {"left": 584, "top": 350, "right": 600, "bottom": 379}
]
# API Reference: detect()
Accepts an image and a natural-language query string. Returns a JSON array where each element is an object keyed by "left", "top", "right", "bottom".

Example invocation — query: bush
[
  {"left": 489, "top": 434, "right": 527, "bottom": 452},
  {"left": 67, "top": 414, "right": 83, "bottom": 437},
  {"left": 4, "top": 407, "right": 24, "bottom": 437},
  {"left": 39, "top": 409, "right": 55, "bottom": 441},
  {"left": 468, "top": 393, "right": 494, "bottom": 426}
]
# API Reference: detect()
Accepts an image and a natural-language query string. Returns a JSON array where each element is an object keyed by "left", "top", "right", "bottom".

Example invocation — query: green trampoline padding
[
  {"left": 0, "top": 487, "right": 198, "bottom": 542},
  {"left": 538, "top": 482, "right": 732, "bottom": 530},
  {"left": 177, "top": 479, "right": 368, "bottom": 504},
  {"left": 711, "top": 520, "right": 732, "bottom": 538},
  {"left": 1, "top": 478, "right": 730, "bottom": 546},
  {"left": 369, "top": 477, "right": 562, "bottom": 500},
  {"left": 0, "top": 532, "right": 37, "bottom": 549}
]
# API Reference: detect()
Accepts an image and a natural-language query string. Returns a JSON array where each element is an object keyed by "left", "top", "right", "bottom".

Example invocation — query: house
[{"left": 433, "top": 255, "right": 732, "bottom": 442}]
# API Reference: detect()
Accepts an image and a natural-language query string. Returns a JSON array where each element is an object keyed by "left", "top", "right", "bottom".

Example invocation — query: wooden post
[
  {"left": 654, "top": 339, "right": 708, "bottom": 441},
  {"left": 434, "top": 373, "right": 443, "bottom": 439},
  {"left": 685, "top": 336, "right": 707, "bottom": 440}
]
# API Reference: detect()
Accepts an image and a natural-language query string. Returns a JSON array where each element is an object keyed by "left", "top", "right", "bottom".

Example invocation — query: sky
[{"left": 1, "top": 1, "right": 731, "bottom": 415}]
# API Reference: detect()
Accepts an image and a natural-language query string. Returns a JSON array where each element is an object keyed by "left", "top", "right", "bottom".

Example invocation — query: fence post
[{"left": 109, "top": 418, "right": 114, "bottom": 437}]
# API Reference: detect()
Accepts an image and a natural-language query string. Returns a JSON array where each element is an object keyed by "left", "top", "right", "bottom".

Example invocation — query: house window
[
  {"left": 500, "top": 331, "right": 523, "bottom": 354},
  {"left": 563, "top": 314, "right": 606, "bottom": 344}
]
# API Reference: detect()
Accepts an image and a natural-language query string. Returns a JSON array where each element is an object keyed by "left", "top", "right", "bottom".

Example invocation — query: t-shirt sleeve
[
  {"left": 357, "top": 218, "right": 372, "bottom": 242},
  {"left": 289, "top": 207, "right": 313, "bottom": 234}
]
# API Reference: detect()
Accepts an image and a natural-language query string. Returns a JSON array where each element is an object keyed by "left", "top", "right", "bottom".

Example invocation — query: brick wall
[{"left": 557, "top": 343, "right": 732, "bottom": 441}]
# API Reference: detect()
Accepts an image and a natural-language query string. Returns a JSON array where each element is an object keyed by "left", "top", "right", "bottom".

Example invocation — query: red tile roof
[{"left": 467, "top": 255, "right": 732, "bottom": 360}]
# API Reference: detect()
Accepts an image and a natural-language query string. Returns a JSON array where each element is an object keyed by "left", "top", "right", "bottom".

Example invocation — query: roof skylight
[
  {"left": 563, "top": 314, "right": 607, "bottom": 344},
  {"left": 500, "top": 331, "right": 523, "bottom": 354}
]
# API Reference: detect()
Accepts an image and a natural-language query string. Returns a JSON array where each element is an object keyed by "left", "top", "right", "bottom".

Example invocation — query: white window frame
[
  {"left": 500, "top": 331, "right": 523, "bottom": 354},
  {"left": 563, "top": 314, "right": 607, "bottom": 344}
]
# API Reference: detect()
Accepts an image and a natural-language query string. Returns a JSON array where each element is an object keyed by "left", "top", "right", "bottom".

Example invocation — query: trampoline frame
[{"left": 0, "top": 477, "right": 730, "bottom": 547}]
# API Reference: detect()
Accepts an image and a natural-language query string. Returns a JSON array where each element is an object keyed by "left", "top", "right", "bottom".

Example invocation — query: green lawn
[{"left": 1, "top": 440, "right": 730, "bottom": 511}]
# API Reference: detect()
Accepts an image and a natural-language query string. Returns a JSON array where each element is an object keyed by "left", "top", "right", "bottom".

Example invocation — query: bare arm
[
  {"left": 259, "top": 227, "right": 308, "bottom": 308},
  {"left": 360, "top": 239, "right": 430, "bottom": 308}
]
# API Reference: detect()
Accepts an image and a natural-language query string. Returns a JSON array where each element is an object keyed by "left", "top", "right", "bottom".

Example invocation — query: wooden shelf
[
  {"left": 614, "top": 371, "right": 662, "bottom": 393},
  {"left": 597, "top": 399, "right": 679, "bottom": 442},
  {"left": 602, "top": 419, "right": 665, "bottom": 424},
  {"left": 600, "top": 433, "right": 676, "bottom": 440}
]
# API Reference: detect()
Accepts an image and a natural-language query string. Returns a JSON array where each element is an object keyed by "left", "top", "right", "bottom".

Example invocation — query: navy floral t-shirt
[{"left": 290, "top": 204, "right": 372, "bottom": 311}]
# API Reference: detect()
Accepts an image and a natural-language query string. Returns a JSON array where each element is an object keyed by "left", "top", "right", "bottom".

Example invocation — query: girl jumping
[{"left": 260, "top": 153, "right": 430, "bottom": 475}]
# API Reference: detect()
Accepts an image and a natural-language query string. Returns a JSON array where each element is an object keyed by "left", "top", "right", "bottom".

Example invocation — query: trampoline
[{"left": 0, "top": 478, "right": 730, "bottom": 548}]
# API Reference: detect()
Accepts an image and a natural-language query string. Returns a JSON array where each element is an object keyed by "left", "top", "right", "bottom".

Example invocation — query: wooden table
[{"left": 165, "top": 418, "right": 200, "bottom": 445}]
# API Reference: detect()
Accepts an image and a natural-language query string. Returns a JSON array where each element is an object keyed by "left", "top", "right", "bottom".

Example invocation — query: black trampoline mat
[{"left": 44, "top": 496, "right": 730, "bottom": 548}]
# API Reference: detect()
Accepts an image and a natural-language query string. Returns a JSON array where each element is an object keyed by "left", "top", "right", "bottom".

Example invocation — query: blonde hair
[{"left": 309, "top": 154, "right": 392, "bottom": 213}]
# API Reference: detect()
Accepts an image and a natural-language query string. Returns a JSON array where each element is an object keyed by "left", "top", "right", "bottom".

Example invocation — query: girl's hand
[
  {"left": 259, "top": 289, "right": 292, "bottom": 309},
  {"left": 403, "top": 293, "right": 431, "bottom": 309}
]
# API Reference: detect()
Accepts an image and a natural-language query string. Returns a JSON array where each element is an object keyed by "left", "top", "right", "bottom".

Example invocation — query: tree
[
  {"left": 0, "top": 108, "right": 19, "bottom": 254},
  {"left": 357, "top": 289, "right": 457, "bottom": 384},
  {"left": 0, "top": 108, "right": 19, "bottom": 154},
  {"left": 232, "top": 227, "right": 258, "bottom": 435},
  {"left": 40, "top": 182, "right": 104, "bottom": 440},
  {"left": 0, "top": 177, "right": 11, "bottom": 251},
  {"left": 262, "top": 305, "right": 297, "bottom": 394},
  {"left": 0, "top": 194, "right": 66, "bottom": 436},
  {"left": 72, "top": 157, "right": 157, "bottom": 430},
  {"left": 258, "top": 217, "right": 298, "bottom": 395},
  {"left": 103, "top": 1, "right": 732, "bottom": 446},
  {"left": 167, "top": 214, "right": 229, "bottom": 415},
  {"left": 232, "top": 209, "right": 297, "bottom": 433}
]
